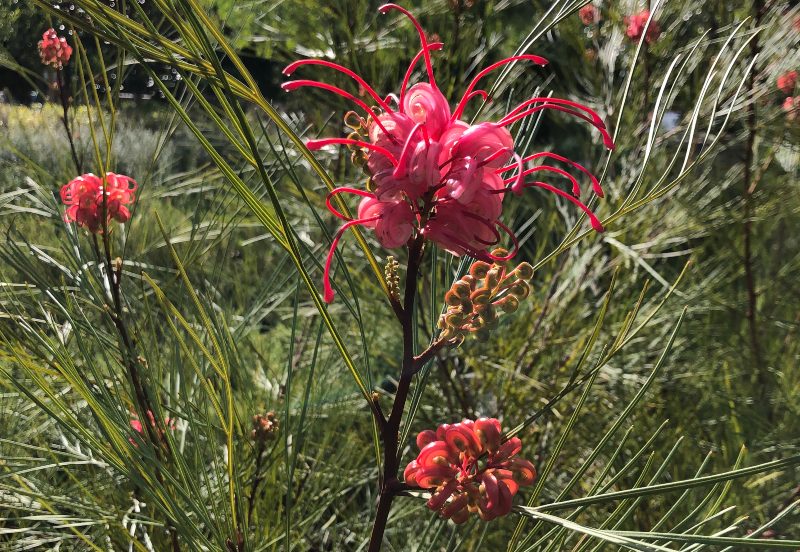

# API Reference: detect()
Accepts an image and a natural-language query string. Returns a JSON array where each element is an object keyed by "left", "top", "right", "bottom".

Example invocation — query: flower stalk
[
  {"left": 282, "top": 5, "right": 612, "bottom": 549},
  {"left": 368, "top": 235, "right": 425, "bottom": 552},
  {"left": 56, "top": 68, "right": 83, "bottom": 174}
]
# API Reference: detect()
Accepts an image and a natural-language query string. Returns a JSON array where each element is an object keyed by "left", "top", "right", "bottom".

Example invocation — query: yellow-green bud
[
  {"left": 445, "top": 290, "right": 462, "bottom": 306},
  {"left": 498, "top": 295, "right": 520, "bottom": 313},
  {"left": 469, "top": 261, "right": 491, "bottom": 279},
  {"left": 485, "top": 267, "right": 501, "bottom": 290},
  {"left": 510, "top": 282, "right": 530, "bottom": 299},
  {"left": 344, "top": 111, "right": 363, "bottom": 130},
  {"left": 453, "top": 280, "right": 471, "bottom": 298},
  {"left": 470, "top": 289, "right": 491, "bottom": 306},
  {"left": 515, "top": 262, "right": 534, "bottom": 280}
]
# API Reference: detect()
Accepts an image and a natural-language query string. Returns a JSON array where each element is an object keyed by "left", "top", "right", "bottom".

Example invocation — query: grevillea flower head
[
  {"left": 579, "top": 4, "right": 600, "bottom": 26},
  {"left": 777, "top": 71, "right": 798, "bottom": 94},
  {"left": 625, "top": 11, "right": 661, "bottom": 44},
  {"left": 38, "top": 28, "right": 73, "bottom": 69},
  {"left": 404, "top": 418, "right": 536, "bottom": 523},
  {"left": 60, "top": 172, "right": 137, "bottom": 233},
  {"left": 283, "top": 3, "right": 613, "bottom": 302}
]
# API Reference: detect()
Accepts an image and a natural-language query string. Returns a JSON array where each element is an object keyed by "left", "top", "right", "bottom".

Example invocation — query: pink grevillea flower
[
  {"left": 777, "top": 71, "right": 798, "bottom": 94},
  {"left": 129, "top": 411, "right": 175, "bottom": 445},
  {"left": 579, "top": 4, "right": 600, "bottom": 26},
  {"left": 60, "top": 172, "right": 137, "bottom": 233},
  {"left": 130, "top": 411, "right": 175, "bottom": 434},
  {"left": 38, "top": 28, "right": 73, "bottom": 69},
  {"left": 404, "top": 418, "right": 536, "bottom": 523},
  {"left": 283, "top": 4, "right": 613, "bottom": 302},
  {"left": 625, "top": 11, "right": 661, "bottom": 44}
]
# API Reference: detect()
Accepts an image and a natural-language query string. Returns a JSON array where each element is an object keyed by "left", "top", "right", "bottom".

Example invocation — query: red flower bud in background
[
  {"left": 130, "top": 411, "right": 175, "bottom": 434},
  {"left": 38, "top": 28, "right": 73, "bottom": 69},
  {"left": 129, "top": 411, "right": 176, "bottom": 446},
  {"left": 60, "top": 173, "right": 137, "bottom": 233},
  {"left": 777, "top": 71, "right": 797, "bottom": 94},
  {"left": 579, "top": 4, "right": 600, "bottom": 26},
  {"left": 404, "top": 418, "right": 536, "bottom": 523},
  {"left": 625, "top": 11, "right": 661, "bottom": 44}
]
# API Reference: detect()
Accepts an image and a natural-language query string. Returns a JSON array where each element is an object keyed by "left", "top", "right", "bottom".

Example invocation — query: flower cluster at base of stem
[{"left": 404, "top": 418, "right": 536, "bottom": 523}]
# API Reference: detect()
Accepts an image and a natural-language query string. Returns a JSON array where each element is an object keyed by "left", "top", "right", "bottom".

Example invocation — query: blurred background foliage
[{"left": 1, "top": 0, "right": 799, "bottom": 550}]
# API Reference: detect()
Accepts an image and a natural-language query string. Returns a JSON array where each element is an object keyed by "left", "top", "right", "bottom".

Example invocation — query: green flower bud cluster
[
  {"left": 438, "top": 249, "right": 533, "bottom": 343},
  {"left": 385, "top": 256, "right": 401, "bottom": 302},
  {"left": 343, "top": 110, "right": 370, "bottom": 168}
]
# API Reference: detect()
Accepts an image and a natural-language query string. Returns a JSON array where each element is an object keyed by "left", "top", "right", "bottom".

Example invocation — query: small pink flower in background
[
  {"left": 38, "top": 28, "right": 73, "bottom": 69},
  {"left": 579, "top": 4, "right": 600, "bottom": 26},
  {"left": 130, "top": 411, "right": 175, "bottom": 433},
  {"left": 625, "top": 10, "right": 661, "bottom": 43},
  {"left": 404, "top": 418, "right": 536, "bottom": 523},
  {"left": 130, "top": 411, "right": 175, "bottom": 445},
  {"left": 283, "top": 3, "right": 612, "bottom": 302},
  {"left": 60, "top": 172, "right": 137, "bottom": 233},
  {"left": 777, "top": 71, "right": 797, "bottom": 94},
  {"left": 783, "top": 96, "right": 799, "bottom": 121}
]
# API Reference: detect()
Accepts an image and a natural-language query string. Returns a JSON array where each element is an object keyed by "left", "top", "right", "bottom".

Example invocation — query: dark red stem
[
  {"left": 56, "top": 68, "right": 82, "bottom": 174},
  {"left": 367, "top": 235, "right": 425, "bottom": 552}
]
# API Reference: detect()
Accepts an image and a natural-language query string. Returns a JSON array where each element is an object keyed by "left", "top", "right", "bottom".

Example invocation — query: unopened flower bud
[
  {"left": 485, "top": 267, "right": 501, "bottom": 289},
  {"left": 469, "top": 261, "right": 491, "bottom": 279},
  {"left": 479, "top": 315, "right": 499, "bottom": 330},
  {"left": 479, "top": 305, "right": 496, "bottom": 322},
  {"left": 515, "top": 262, "right": 534, "bottom": 280},
  {"left": 385, "top": 256, "right": 401, "bottom": 301},
  {"left": 444, "top": 312, "right": 465, "bottom": 327},
  {"left": 460, "top": 275, "right": 476, "bottom": 288},
  {"left": 351, "top": 150, "right": 367, "bottom": 167},
  {"left": 470, "top": 288, "right": 491, "bottom": 306},
  {"left": 498, "top": 295, "right": 520, "bottom": 313},
  {"left": 445, "top": 290, "right": 462, "bottom": 306},
  {"left": 509, "top": 282, "right": 530, "bottom": 299},
  {"left": 344, "top": 111, "right": 364, "bottom": 130},
  {"left": 453, "top": 280, "right": 472, "bottom": 298},
  {"left": 491, "top": 247, "right": 509, "bottom": 260}
]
